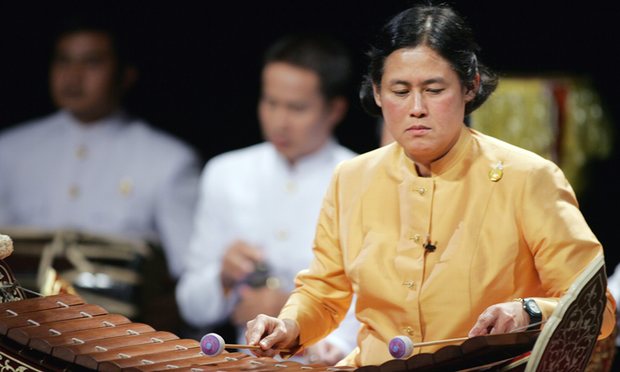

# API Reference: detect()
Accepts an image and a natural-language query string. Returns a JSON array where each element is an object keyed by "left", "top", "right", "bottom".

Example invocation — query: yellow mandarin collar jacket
[{"left": 279, "top": 126, "right": 615, "bottom": 367}]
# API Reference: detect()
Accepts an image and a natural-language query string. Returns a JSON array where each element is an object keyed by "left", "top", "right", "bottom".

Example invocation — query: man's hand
[
  {"left": 220, "top": 240, "right": 262, "bottom": 291},
  {"left": 468, "top": 301, "right": 530, "bottom": 337},
  {"left": 232, "top": 286, "right": 289, "bottom": 326}
]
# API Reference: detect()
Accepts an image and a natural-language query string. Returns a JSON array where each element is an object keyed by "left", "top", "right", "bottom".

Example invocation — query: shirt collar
[
  {"left": 428, "top": 125, "right": 472, "bottom": 176},
  {"left": 271, "top": 138, "right": 339, "bottom": 174},
  {"left": 57, "top": 109, "right": 126, "bottom": 137},
  {"left": 397, "top": 125, "right": 473, "bottom": 178}
]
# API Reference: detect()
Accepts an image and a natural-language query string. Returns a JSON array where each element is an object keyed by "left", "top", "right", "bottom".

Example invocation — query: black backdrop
[{"left": 1, "top": 1, "right": 619, "bottom": 269}]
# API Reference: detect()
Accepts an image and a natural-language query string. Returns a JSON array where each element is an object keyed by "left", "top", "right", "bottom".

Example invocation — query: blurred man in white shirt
[
  {"left": 176, "top": 34, "right": 359, "bottom": 364},
  {"left": 0, "top": 19, "right": 200, "bottom": 279}
]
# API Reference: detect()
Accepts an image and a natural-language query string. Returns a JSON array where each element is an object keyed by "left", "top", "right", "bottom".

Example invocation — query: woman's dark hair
[
  {"left": 359, "top": 4, "right": 498, "bottom": 117},
  {"left": 264, "top": 34, "right": 352, "bottom": 101}
]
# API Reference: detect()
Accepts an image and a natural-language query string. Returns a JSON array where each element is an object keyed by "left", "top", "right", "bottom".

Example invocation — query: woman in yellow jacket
[{"left": 245, "top": 3, "right": 615, "bottom": 367}]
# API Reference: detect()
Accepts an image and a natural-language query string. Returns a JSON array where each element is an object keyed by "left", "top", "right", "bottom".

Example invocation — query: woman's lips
[{"left": 406, "top": 125, "right": 431, "bottom": 135}]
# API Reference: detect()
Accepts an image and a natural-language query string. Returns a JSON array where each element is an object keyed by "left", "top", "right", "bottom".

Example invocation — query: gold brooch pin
[{"left": 488, "top": 161, "right": 504, "bottom": 182}]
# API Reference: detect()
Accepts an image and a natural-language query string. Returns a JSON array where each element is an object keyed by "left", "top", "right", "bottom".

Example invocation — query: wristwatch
[{"left": 521, "top": 298, "right": 542, "bottom": 330}]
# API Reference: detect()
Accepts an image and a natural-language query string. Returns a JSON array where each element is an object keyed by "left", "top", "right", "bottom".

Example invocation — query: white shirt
[
  {"left": 0, "top": 110, "right": 201, "bottom": 278},
  {"left": 176, "top": 140, "right": 359, "bottom": 353}
]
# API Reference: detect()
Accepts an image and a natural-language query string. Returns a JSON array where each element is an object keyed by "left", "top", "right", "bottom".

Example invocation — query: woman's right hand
[{"left": 245, "top": 314, "right": 300, "bottom": 357}]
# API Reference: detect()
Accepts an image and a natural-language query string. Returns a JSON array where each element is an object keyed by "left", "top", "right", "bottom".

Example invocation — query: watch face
[
  {"left": 523, "top": 298, "right": 542, "bottom": 330},
  {"left": 525, "top": 299, "right": 542, "bottom": 315}
]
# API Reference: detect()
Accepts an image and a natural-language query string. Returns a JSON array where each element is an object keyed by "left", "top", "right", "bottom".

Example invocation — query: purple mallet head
[
  {"left": 201, "top": 333, "right": 225, "bottom": 356},
  {"left": 388, "top": 335, "right": 414, "bottom": 359}
]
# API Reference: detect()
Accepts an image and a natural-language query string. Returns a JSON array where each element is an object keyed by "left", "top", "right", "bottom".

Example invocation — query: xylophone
[
  {"left": 0, "top": 290, "right": 539, "bottom": 371},
  {"left": 0, "top": 234, "right": 541, "bottom": 371}
]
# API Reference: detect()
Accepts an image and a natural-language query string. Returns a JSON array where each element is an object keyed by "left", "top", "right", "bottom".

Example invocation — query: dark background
[{"left": 1, "top": 1, "right": 619, "bottom": 270}]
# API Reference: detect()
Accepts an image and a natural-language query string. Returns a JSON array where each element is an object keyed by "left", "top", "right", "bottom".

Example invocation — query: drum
[{"left": 1, "top": 228, "right": 154, "bottom": 321}]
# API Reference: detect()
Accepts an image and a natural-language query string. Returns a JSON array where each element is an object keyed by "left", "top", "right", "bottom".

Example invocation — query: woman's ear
[
  {"left": 465, "top": 73, "right": 480, "bottom": 102},
  {"left": 372, "top": 83, "right": 382, "bottom": 108}
]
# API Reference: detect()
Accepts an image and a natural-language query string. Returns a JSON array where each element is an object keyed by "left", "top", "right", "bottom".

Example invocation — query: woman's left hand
[{"left": 468, "top": 301, "right": 529, "bottom": 337}]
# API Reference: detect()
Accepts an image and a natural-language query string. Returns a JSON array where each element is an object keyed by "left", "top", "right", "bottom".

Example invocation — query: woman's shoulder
[{"left": 471, "top": 129, "right": 560, "bottom": 174}]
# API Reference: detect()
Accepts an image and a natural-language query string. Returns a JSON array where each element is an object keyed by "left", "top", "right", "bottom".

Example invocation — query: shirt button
[
  {"left": 68, "top": 185, "right": 80, "bottom": 199},
  {"left": 408, "top": 232, "right": 421, "bottom": 243},
  {"left": 403, "top": 326, "right": 414, "bottom": 336},
  {"left": 285, "top": 181, "right": 297, "bottom": 193},
  {"left": 417, "top": 187, "right": 426, "bottom": 195},
  {"left": 76, "top": 145, "right": 88, "bottom": 159},
  {"left": 275, "top": 230, "right": 288, "bottom": 241},
  {"left": 402, "top": 280, "right": 416, "bottom": 289},
  {"left": 118, "top": 178, "right": 134, "bottom": 197}
]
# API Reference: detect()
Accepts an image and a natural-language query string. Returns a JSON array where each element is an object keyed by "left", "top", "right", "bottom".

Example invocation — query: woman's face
[{"left": 373, "top": 46, "right": 476, "bottom": 167}]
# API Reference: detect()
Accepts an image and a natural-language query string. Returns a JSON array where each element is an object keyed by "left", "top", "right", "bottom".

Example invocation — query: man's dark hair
[
  {"left": 51, "top": 14, "right": 134, "bottom": 71},
  {"left": 264, "top": 34, "right": 353, "bottom": 101}
]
